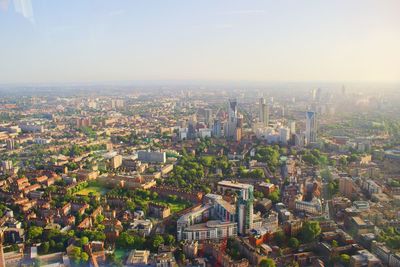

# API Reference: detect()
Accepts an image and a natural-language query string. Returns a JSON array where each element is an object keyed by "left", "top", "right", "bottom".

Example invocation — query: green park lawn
[
  {"left": 161, "top": 201, "right": 188, "bottom": 213},
  {"left": 75, "top": 186, "right": 108, "bottom": 196}
]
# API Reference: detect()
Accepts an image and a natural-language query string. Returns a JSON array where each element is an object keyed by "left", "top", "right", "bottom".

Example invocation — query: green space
[
  {"left": 114, "top": 248, "right": 127, "bottom": 261},
  {"left": 75, "top": 186, "right": 108, "bottom": 196},
  {"left": 159, "top": 200, "right": 187, "bottom": 213},
  {"left": 106, "top": 188, "right": 191, "bottom": 215}
]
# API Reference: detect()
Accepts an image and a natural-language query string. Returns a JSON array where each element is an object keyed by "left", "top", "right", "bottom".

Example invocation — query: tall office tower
[
  {"left": 258, "top": 98, "right": 269, "bottom": 127},
  {"left": 234, "top": 116, "right": 243, "bottom": 142},
  {"left": 289, "top": 121, "right": 296, "bottom": 135},
  {"left": 279, "top": 127, "right": 290, "bottom": 145},
  {"left": 305, "top": 111, "right": 317, "bottom": 144},
  {"left": 212, "top": 119, "right": 222, "bottom": 138},
  {"left": 187, "top": 121, "right": 197, "bottom": 139},
  {"left": 6, "top": 139, "right": 15, "bottom": 150},
  {"left": 225, "top": 99, "right": 238, "bottom": 139},
  {"left": 204, "top": 108, "right": 213, "bottom": 127}
]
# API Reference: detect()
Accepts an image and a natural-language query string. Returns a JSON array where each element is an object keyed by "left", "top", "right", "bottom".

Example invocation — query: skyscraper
[
  {"left": 259, "top": 97, "right": 269, "bottom": 127},
  {"left": 305, "top": 111, "right": 317, "bottom": 144},
  {"left": 225, "top": 99, "right": 238, "bottom": 139},
  {"left": 212, "top": 119, "right": 222, "bottom": 138},
  {"left": 204, "top": 108, "right": 213, "bottom": 127},
  {"left": 217, "top": 181, "right": 254, "bottom": 235},
  {"left": 236, "top": 184, "right": 254, "bottom": 235},
  {"left": 6, "top": 139, "right": 15, "bottom": 150}
]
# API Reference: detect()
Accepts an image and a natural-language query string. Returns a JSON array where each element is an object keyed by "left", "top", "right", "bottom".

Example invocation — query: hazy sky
[{"left": 0, "top": 0, "right": 399, "bottom": 84}]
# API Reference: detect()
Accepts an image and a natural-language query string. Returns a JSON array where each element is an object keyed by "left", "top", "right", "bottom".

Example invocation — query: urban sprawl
[{"left": 0, "top": 86, "right": 399, "bottom": 267}]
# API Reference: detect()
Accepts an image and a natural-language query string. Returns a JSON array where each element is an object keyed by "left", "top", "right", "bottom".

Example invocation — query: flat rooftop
[{"left": 218, "top": 180, "right": 252, "bottom": 190}]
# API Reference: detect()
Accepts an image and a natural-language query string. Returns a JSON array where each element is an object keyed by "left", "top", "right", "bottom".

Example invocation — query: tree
[
  {"left": 117, "top": 232, "right": 134, "bottom": 248},
  {"left": 268, "top": 190, "right": 280, "bottom": 203},
  {"left": 96, "top": 214, "right": 105, "bottom": 224},
  {"left": 274, "top": 231, "right": 286, "bottom": 246},
  {"left": 175, "top": 250, "right": 186, "bottom": 263},
  {"left": 332, "top": 240, "right": 338, "bottom": 247},
  {"left": 81, "top": 252, "right": 89, "bottom": 262},
  {"left": 69, "top": 246, "right": 82, "bottom": 265},
  {"left": 28, "top": 226, "right": 43, "bottom": 241},
  {"left": 107, "top": 253, "right": 123, "bottom": 267},
  {"left": 320, "top": 169, "right": 332, "bottom": 181},
  {"left": 152, "top": 235, "right": 164, "bottom": 251},
  {"left": 288, "top": 237, "right": 300, "bottom": 249},
  {"left": 259, "top": 258, "right": 276, "bottom": 267},
  {"left": 300, "top": 221, "right": 321, "bottom": 243},
  {"left": 80, "top": 236, "right": 89, "bottom": 246},
  {"left": 164, "top": 234, "right": 175, "bottom": 246},
  {"left": 40, "top": 242, "right": 50, "bottom": 254},
  {"left": 254, "top": 146, "right": 280, "bottom": 171},
  {"left": 254, "top": 190, "right": 264, "bottom": 199},
  {"left": 340, "top": 254, "right": 350, "bottom": 265}
]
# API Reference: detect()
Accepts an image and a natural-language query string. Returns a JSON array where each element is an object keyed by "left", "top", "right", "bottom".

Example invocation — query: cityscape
[{"left": 1, "top": 1, "right": 400, "bottom": 267}]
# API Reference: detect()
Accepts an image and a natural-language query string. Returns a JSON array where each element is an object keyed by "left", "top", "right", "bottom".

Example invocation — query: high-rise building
[
  {"left": 187, "top": 121, "right": 197, "bottom": 139},
  {"left": 234, "top": 116, "right": 243, "bottom": 142},
  {"left": 111, "top": 99, "right": 125, "bottom": 109},
  {"left": 76, "top": 117, "right": 92, "bottom": 128},
  {"left": 217, "top": 181, "right": 254, "bottom": 234},
  {"left": 259, "top": 98, "right": 269, "bottom": 127},
  {"left": 204, "top": 108, "right": 213, "bottom": 127},
  {"left": 6, "top": 139, "right": 15, "bottom": 150},
  {"left": 225, "top": 99, "right": 239, "bottom": 139},
  {"left": 289, "top": 121, "right": 296, "bottom": 135},
  {"left": 110, "top": 155, "right": 123, "bottom": 169},
  {"left": 279, "top": 127, "right": 290, "bottom": 145},
  {"left": 305, "top": 111, "right": 317, "bottom": 144},
  {"left": 137, "top": 151, "right": 166, "bottom": 163},
  {"left": 212, "top": 119, "right": 222, "bottom": 138}
]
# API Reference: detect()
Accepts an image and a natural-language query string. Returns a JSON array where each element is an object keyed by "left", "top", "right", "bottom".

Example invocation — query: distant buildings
[
  {"left": 295, "top": 197, "right": 322, "bottom": 215},
  {"left": 76, "top": 117, "right": 92, "bottom": 128},
  {"left": 305, "top": 111, "right": 317, "bottom": 145},
  {"left": 350, "top": 249, "right": 381, "bottom": 267},
  {"left": 371, "top": 241, "right": 400, "bottom": 267},
  {"left": 18, "top": 122, "right": 44, "bottom": 133},
  {"left": 138, "top": 151, "right": 166, "bottom": 164},
  {"left": 259, "top": 97, "right": 269, "bottom": 127},
  {"left": 6, "top": 139, "right": 15, "bottom": 150},
  {"left": 212, "top": 119, "right": 222, "bottom": 138},
  {"left": 225, "top": 99, "right": 242, "bottom": 141},
  {"left": 110, "top": 155, "right": 123, "bottom": 169},
  {"left": 111, "top": 99, "right": 125, "bottom": 109}
]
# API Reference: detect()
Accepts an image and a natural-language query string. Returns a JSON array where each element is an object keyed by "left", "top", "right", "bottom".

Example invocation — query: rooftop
[{"left": 218, "top": 180, "right": 253, "bottom": 190}]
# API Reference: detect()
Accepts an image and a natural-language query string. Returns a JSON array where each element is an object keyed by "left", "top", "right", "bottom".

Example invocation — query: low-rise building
[{"left": 126, "top": 250, "right": 150, "bottom": 266}]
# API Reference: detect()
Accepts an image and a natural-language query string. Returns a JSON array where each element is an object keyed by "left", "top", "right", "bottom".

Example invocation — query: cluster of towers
[{"left": 224, "top": 99, "right": 243, "bottom": 141}]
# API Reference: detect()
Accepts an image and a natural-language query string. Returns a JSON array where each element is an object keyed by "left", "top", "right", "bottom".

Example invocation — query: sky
[{"left": 0, "top": 0, "right": 399, "bottom": 84}]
